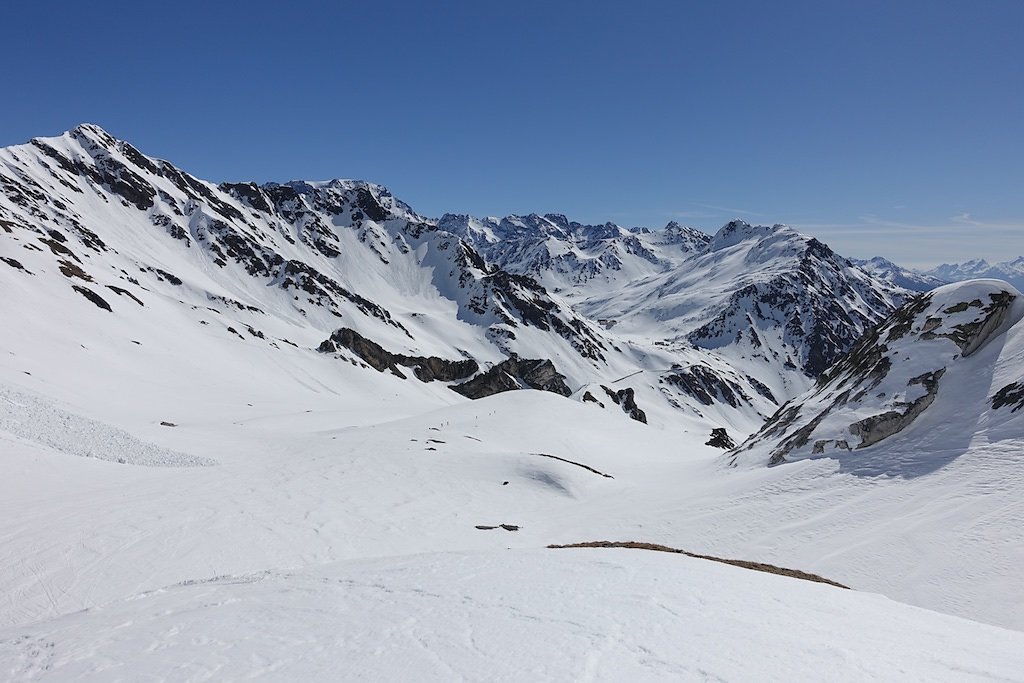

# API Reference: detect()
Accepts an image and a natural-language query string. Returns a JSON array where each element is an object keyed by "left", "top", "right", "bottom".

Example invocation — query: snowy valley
[{"left": 2, "top": 125, "right": 1023, "bottom": 680}]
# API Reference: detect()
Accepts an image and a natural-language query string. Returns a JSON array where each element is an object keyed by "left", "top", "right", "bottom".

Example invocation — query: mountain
[
  {"left": 730, "top": 279, "right": 1024, "bottom": 470},
  {"left": 4, "top": 125, "right": 1024, "bottom": 678},
  {"left": 438, "top": 213, "right": 709, "bottom": 296},
  {"left": 927, "top": 257, "right": 1024, "bottom": 292},
  {"left": 0, "top": 124, "right": 913, "bottom": 436},
  {"left": 851, "top": 255, "right": 947, "bottom": 292},
  {"left": 578, "top": 221, "right": 908, "bottom": 381}
]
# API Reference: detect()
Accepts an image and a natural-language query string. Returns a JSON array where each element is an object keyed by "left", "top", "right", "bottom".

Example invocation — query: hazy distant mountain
[
  {"left": 851, "top": 256, "right": 947, "bottom": 292},
  {"left": 926, "top": 257, "right": 1024, "bottom": 291}
]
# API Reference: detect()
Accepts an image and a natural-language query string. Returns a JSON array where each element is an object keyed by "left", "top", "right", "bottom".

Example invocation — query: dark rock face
[
  {"left": 992, "top": 382, "right": 1024, "bottom": 412},
  {"left": 1, "top": 256, "right": 27, "bottom": 271},
  {"left": 663, "top": 365, "right": 750, "bottom": 408},
  {"left": 600, "top": 385, "right": 647, "bottom": 423},
  {"left": 72, "top": 285, "right": 112, "bottom": 311},
  {"left": 705, "top": 428, "right": 736, "bottom": 449},
  {"left": 923, "top": 291, "right": 1015, "bottom": 356},
  {"left": 318, "top": 328, "right": 478, "bottom": 382},
  {"left": 452, "top": 357, "right": 571, "bottom": 399}
]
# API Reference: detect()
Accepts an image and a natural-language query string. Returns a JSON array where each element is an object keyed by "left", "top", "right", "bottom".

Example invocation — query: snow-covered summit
[
  {"left": 852, "top": 255, "right": 947, "bottom": 292},
  {"left": 927, "top": 257, "right": 1024, "bottom": 292}
]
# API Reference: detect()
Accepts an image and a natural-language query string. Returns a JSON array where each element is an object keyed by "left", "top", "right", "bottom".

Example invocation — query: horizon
[{"left": 3, "top": 1, "right": 1021, "bottom": 269}]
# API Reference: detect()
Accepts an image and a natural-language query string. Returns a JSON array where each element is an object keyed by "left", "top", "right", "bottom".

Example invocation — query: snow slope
[
  {"left": 4, "top": 549, "right": 1023, "bottom": 682},
  {"left": 731, "top": 279, "right": 1024, "bottom": 466}
]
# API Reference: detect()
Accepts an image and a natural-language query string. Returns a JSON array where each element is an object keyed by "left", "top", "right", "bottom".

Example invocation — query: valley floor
[{"left": 2, "top": 355, "right": 1023, "bottom": 679}]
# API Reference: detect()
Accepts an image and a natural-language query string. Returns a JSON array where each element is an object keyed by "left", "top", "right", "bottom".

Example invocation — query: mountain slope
[
  {"left": 730, "top": 279, "right": 1024, "bottom": 469},
  {"left": 8, "top": 125, "right": 896, "bottom": 434}
]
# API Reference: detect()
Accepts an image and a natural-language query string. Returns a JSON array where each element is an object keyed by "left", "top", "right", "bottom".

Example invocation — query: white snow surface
[{"left": 4, "top": 549, "right": 1023, "bottom": 682}]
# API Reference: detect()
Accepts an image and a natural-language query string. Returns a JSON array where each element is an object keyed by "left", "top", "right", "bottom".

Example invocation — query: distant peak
[
  {"left": 543, "top": 213, "right": 570, "bottom": 229},
  {"left": 71, "top": 122, "right": 110, "bottom": 136},
  {"left": 708, "top": 219, "right": 778, "bottom": 251},
  {"left": 68, "top": 123, "right": 118, "bottom": 148}
]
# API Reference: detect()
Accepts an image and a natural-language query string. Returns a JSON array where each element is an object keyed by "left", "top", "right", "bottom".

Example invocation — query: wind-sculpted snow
[
  {"left": 0, "top": 384, "right": 214, "bottom": 467},
  {"left": 730, "top": 280, "right": 1024, "bottom": 468}
]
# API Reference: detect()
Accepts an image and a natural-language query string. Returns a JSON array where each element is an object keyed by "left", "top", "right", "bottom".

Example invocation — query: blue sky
[{"left": 2, "top": 1, "right": 1021, "bottom": 267}]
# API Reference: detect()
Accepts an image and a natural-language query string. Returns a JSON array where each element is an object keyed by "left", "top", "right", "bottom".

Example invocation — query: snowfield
[
  {"left": 2, "top": 125, "right": 1024, "bottom": 680},
  {"left": 4, "top": 549, "right": 1024, "bottom": 682}
]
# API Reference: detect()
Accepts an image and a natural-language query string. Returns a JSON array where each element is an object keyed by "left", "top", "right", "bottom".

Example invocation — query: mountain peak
[
  {"left": 707, "top": 220, "right": 790, "bottom": 252},
  {"left": 67, "top": 122, "right": 118, "bottom": 149}
]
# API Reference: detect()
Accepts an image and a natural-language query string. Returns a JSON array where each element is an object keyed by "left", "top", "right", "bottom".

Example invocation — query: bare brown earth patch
[{"left": 548, "top": 541, "right": 849, "bottom": 589}]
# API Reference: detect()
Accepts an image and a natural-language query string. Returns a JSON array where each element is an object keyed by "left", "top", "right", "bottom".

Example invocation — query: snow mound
[
  {"left": 0, "top": 384, "right": 215, "bottom": 467},
  {"left": 2, "top": 549, "right": 1022, "bottom": 682}
]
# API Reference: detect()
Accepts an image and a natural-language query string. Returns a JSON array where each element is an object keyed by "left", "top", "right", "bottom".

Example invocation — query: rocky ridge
[{"left": 728, "top": 280, "right": 1024, "bottom": 466}]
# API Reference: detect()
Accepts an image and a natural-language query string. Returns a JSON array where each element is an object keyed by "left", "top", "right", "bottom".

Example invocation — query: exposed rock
[
  {"left": 924, "top": 290, "right": 1015, "bottom": 356},
  {"left": 72, "top": 285, "right": 112, "bottom": 311},
  {"left": 812, "top": 439, "right": 851, "bottom": 454},
  {"left": 319, "top": 328, "right": 478, "bottom": 382},
  {"left": 1, "top": 256, "right": 28, "bottom": 272},
  {"left": 600, "top": 385, "right": 647, "bottom": 423},
  {"left": 452, "top": 357, "right": 571, "bottom": 399},
  {"left": 107, "top": 285, "right": 144, "bottom": 306},
  {"left": 992, "top": 381, "right": 1024, "bottom": 412},
  {"left": 663, "top": 365, "right": 750, "bottom": 408},
  {"left": 730, "top": 281, "right": 1020, "bottom": 467},
  {"left": 848, "top": 369, "right": 945, "bottom": 448},
  {"left": 705, "top": 428, "right": 736, "bottom": 449}
]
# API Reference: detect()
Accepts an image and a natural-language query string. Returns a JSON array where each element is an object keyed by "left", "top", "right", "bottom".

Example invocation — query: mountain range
[{"left": 2, "top": 125, "right": 1023, "bottom": 680}]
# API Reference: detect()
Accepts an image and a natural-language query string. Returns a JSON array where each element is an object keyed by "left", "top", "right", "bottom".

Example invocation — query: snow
[
  {"left": 0, "top": 384, "right": 215, "bottom": 467},
  {"left": 4, "top": 549, "right": 1024, "bottom": 682},
  {"left": 2, "top": 124, "right": 1023, "bottom": 679}
]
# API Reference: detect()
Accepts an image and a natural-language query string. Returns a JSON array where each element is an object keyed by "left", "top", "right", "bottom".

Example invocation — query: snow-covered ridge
[
  {"left": 1, "top": 123, "right": 911, "bottom": 433},
  {"left": 851, "top": 255, "right": 947, "bottom": 292},
  {"left": 927, "top": 256, "right": 1024, "bottom": 291},
  {"left": 730, "top": 279, "right": 1024, "bottom": 468}
]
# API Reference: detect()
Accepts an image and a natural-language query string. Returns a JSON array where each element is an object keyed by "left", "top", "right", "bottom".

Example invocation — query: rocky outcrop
[
  {"left": 991, "top": 382, "right": 1024, "bottom": 412},
  {"left": 663, "top": 365, "right": 751, "bottom": 408},
  {"left": 705, "top": 428, "right": 736, "bottom": 449},
  {"left": 848, "top": 369, "right": 945, "bottom": 448},
  {"left": 452, "top": 357, "right": 571, "bottom": 399},
  {"left": 318, "top": 328, "right": 478, "bottom": 382},
  {"left": 600, "top": 385, "right": 647, "bottom": 423}
]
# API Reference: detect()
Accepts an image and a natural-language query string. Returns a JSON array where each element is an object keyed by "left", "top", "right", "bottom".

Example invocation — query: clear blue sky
[{"left": 3, "top": 0, "right": 1022, "bottom": 267}]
